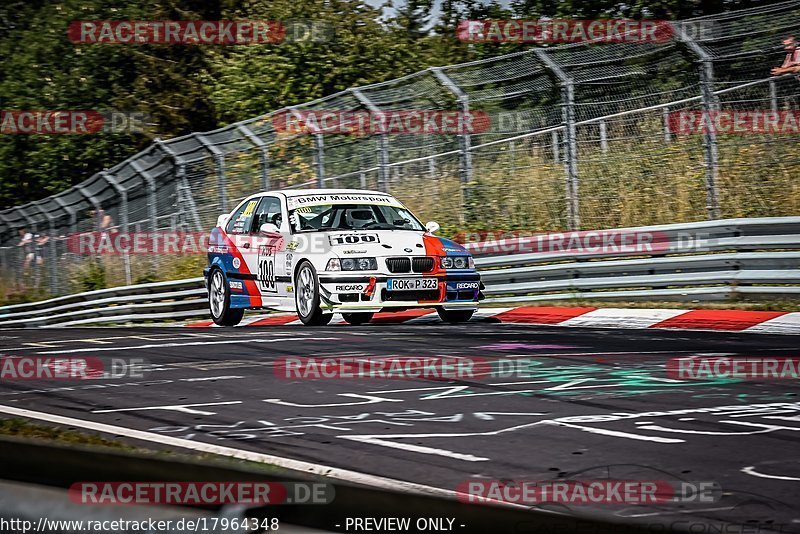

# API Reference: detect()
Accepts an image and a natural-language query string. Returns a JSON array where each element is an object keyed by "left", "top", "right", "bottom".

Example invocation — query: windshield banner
[{"left": 287, "top": 194, "right": 404, "bottom": 210}]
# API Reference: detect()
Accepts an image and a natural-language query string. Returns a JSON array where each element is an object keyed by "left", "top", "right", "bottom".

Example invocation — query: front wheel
[
  {"left": 209, "top": 269, "right": 244, "bottom": 326},
  {"left": 295, "top": 262, "right": 333, "bottom": 326},
  {"left": 436, "top": 308, "right": 474, "bottom": 323},
  {"left": 342, "top": 312, "right": 374, "bottom": 326}
]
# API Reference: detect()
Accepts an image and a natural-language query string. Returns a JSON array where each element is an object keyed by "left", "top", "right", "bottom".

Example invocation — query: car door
[{"left": 247, "top": 195, "right": 288, "bottom": 301}]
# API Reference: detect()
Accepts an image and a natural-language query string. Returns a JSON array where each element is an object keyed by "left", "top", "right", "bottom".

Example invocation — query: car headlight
[
  {"left": 340, "top": 257, "right": 376, "bottom": 271},
  {"left": 440, "top": 256, "right": 473, "bottom": 269}
]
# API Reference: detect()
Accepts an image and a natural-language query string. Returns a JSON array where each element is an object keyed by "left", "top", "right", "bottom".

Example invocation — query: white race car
[{"left": 204, "top": 189, "right": 483, "bottom": 326}]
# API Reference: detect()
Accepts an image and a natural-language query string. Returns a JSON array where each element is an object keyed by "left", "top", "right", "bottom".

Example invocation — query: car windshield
[{"left": 289, "top": 203, "right": 425, "bottom": 233}]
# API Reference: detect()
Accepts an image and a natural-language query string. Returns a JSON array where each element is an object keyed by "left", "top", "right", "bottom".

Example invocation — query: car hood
[{"left": 312, "top": 230, "right": 470, "bottom": 257}]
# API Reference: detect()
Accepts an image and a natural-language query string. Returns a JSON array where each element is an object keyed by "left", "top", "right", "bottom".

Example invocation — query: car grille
[
  {"left": 412, "top": 257, "right": 435, "bottom": 273},
  {"left": 386, "top": 256, "right": 435, "bottom": 273},
  {"left": 386, "top": 257, "right": 411, "bottom": 273}
]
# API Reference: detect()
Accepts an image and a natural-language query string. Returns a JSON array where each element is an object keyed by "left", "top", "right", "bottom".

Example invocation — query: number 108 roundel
[{"left": 204, "top": 189, "right": 483, "bottom": 326}]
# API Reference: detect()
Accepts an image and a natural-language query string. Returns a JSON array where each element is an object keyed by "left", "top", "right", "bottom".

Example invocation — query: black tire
[
  {"left": 295, "top": 262, "right": 333, "bottom": 326},
  {"left": 342, "top": 312, "right": 374, "bottom": 326},
  {"left": 208, "top": 269, "right": 244, "bottom": 326},
  {"left": 436, "top": 308, "right": 474, "bottom": 323}
]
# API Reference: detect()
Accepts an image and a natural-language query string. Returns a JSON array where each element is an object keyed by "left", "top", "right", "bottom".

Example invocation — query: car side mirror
[
  {"left": 425, "top": 221, "right": 440, "bottom": 234},
  {"left": 217, "top": 214, "right": 229, "bottom": 228},
  {"left": 260, "top": 222, "right": 280, "bottom": 234}
]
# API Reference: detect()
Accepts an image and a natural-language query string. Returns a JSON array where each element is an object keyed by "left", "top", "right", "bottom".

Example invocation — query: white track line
[{"left": 0, "top": 404, "right": 457, "bottom": 498}]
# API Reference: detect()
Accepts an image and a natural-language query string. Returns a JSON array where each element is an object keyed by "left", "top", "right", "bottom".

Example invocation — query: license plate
[{"left": 387, "top": 278, "right": 438, "bottom": 291}]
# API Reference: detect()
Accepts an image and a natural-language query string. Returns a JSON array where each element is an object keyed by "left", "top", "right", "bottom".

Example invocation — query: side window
[
  {"left": 252, "top": 197, "right": 283, "bottom": 232},
  {"left": 225, "top": 198, "right": 260, "bottom": 235}
]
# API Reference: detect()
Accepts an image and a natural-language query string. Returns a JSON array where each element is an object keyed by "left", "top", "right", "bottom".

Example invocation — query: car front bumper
[{"left": 317, "top": 272, "right": 483, "bottom": 313}]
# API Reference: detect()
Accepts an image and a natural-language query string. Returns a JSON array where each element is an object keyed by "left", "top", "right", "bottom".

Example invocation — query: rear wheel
[
  {"left": 436, "top": 308, "right": 474, "bottom": 323},
  {"left": 295, "top": 262, "right": 333, "bottom": 326},
  {"left": 342, "top": 312, "right": 374, "bottom": 326},
  {"left": 209, "top": 269, "right": 244, "bottom": 326}
]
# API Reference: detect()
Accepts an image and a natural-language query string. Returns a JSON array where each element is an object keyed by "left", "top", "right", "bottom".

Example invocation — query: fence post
[
  {"left": 75, "top": 185, "right": 102, "bottom": 230},
  {"left": 769, "top": 79, "right": 778, "bottom": 112},
  {"left": 155, "top": 139, "right": 203, "bottom": 231},
  {"left": 195, "top": 134, "right": 227, "bottom": 213},
  {"left": 351, "top": 89, "right": 390, "bottom": 193},
  {"left": 431, "top": 67, "right": 474, "bottom": 224},
  {"left": 598, "top": 120, "right": 608, "bottom": 152},
  {"left": 314, "top": 134, "right": 326, "bottom": 188},
  {"left": 663, "top": 107, "right": 672, "bottom": 143},
  {"left": 128, "top": 160, "right": 158, "bottom": 233},
  {"left": 15, "top": 207, "right": 39, "bottom": 289},
  {"left": 536, "top": 49, "right": 579, "bottom": 230},
  {"left": 36, "top": 202, "right": 58, "bottom": 295},
  {"left": 101, "top": 171, "right": 132, "bottom": 286},
  {"left": 677, "top": 26, "right": 720, "bottom": 220},
  {"left": 30, "top": 202, "right": 57, "bottom": 295},
  {"left": 52, "top": 197, "right": 77, "bottom": 235},
  {"left": 129, "top": 160, "right": 159, "bottom": 272},
  {"left": 51, "top": 197, "right": 76, "bottom": 295},
  {"left": 236, "top": 124, "right": 270, "bottom": 191},
  {"left": 551, "top": 130, "right": 560, "bottom": 163}
]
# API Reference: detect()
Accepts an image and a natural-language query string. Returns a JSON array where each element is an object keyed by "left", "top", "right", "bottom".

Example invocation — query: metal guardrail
[
  {"left": 0, "top": 435, "right": 658, "bottom": 534},
  {"left": 1, "top": 217, "right": 798, "bottom": 327}
]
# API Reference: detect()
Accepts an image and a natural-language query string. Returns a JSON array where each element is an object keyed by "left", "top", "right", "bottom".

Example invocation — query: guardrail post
[
  {"left": 101, "top": 171, "right": 132, "bottom": 286},
  {"left": 195, "top": 134, "right": 227, "bottom": 213},
  {"left": 536, "top": 49, "right": 579, "bottom": 230},
  {"left": 237, "top": 124, "right": 271, "bottom": 191},
  {"left": 676, "top": 25, "right": 720, "bottom": 220},
  {"left": 431, "top": 67, "right": 473, "bottom": 224},
  {"left": 351, "top": 89, "right": 390, "bottom": 193}
]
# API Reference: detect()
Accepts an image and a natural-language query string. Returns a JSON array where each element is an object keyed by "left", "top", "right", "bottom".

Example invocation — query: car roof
[
  {"left": 234, "top": 188, "right": 394, "bottom": 208},
  {"left": 279, "top": 188, "right": 389, "bottom": 197}
]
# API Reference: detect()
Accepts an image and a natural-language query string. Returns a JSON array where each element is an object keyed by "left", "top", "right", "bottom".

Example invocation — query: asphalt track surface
[{"left": 1, "top": 321, "right": 799, "bottom": 532}]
